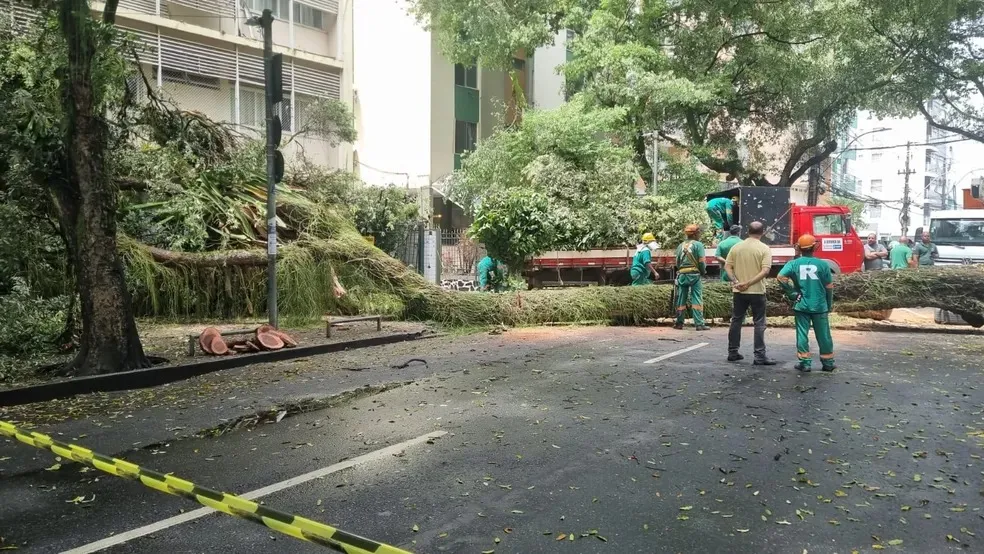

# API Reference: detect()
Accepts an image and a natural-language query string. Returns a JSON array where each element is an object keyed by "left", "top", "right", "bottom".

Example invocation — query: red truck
[{"left": 525, "top": 186, "right": 864, "bottom": 288}]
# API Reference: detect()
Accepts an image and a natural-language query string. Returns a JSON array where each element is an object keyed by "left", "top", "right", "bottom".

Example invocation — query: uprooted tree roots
[{"left": 405, "top": 266, "right": 984, "bottom": 328}]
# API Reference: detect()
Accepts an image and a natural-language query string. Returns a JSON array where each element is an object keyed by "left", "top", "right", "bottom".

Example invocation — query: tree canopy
[{"left": 410, "top": 0, "right": 963, "bottom": 186}]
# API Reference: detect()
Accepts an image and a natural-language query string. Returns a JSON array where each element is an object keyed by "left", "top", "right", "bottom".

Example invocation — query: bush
[{"left": 0, "top": 279, "right": 68, "bottom": 358}]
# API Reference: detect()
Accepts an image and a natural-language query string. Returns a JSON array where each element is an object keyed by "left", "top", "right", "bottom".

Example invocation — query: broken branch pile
[{"left": 406, "top": 266, "right": 984, "bottom": 327}]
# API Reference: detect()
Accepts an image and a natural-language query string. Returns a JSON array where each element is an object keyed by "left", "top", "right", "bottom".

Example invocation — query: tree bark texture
[
  {"left": 407, "top": 266, "right": 984, "bottom": 328},
  {"left": 58, "top": 0, "right": 149, "bottom": 375}
]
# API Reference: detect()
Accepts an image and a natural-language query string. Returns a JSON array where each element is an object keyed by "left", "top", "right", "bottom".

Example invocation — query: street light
[{"left": 836, "top": 127, "right": 891, "bottom": 156}]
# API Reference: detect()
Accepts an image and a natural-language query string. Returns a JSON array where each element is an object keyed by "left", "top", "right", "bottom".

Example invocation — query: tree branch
[
  {"left": 138, "top": 243, "right": 269, "bottom": 268},
  {"left": 787, "top": 140, "right": 837, "bottom": 185},
  {"left": 115, "top": 178, "right": 148, "bottom": 191},
  {"left": 918, "top": 101, "right": 984, "bottom": 144},
  {"left": 102, "top": 0, "right": 120, "bottom": 24}
]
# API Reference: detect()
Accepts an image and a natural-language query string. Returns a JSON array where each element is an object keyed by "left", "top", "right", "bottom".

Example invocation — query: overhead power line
[{"left": 847, "top": 136, "right": 971, "bottom": 152}]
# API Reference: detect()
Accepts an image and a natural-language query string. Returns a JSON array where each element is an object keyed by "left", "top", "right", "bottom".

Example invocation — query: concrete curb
[{"left": 0, "top": 332, "right": 437, "bottom": 408}]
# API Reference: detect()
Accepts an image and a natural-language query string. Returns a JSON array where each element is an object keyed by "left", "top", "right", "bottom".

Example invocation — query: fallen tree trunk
[{"left": 407, "top": 266, "right": 984, "bottom": 327}]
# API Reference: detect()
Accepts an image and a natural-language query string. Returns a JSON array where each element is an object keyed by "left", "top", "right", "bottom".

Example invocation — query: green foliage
[
  {"left": 348, "top": 186, "right": 423, "bottom": 255},
  {"left": 292, "top": 98, "right": 357, "bottom": 145},
  {"left": 656, "top": 155, "right": 721, "bottom": 203},
  {"left": 469, "top": 188, "right": 555, "bottom": 272},
  {"left": 831, "top": 195, "right": 867, "bottom": 233},
  {"left": 865, "top": 0, "right": 984, "bottom": 143},
  {"left": 120, "top": 141, "right": 314, "bottom": 252},
  {"left": 452, "top": 98, "right": 637, "bottom": 262},
  {"left": 629, "top": 196, "right": 714, "bottom": 249},
  {"left": 407, "top": 0, "right": 585, "bottom": 69},
  {"left": 0, "top": 279, "right": 68, "bottom": 358}
]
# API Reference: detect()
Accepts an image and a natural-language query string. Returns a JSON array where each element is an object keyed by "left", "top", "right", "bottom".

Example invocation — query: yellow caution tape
[{"left": 0, "top": 420, "right": 412, "bottom": 554}]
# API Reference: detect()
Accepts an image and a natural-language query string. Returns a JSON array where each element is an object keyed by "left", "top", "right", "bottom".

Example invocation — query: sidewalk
[{"left": 0, "top": 324, "right": 455, "bottom": 477}]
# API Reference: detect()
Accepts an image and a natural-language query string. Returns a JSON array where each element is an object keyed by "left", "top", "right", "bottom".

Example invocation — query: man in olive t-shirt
[
  {"left": 724, "top": 221, "right": 776, "bottom": 365},
  {"left": 913, "top": 232, "right": 939, "bottom": 267}
]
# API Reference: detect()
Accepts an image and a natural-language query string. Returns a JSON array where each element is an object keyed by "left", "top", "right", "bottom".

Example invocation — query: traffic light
[{"left": 267, "top": 53, "right": 284, "bottom": 184}]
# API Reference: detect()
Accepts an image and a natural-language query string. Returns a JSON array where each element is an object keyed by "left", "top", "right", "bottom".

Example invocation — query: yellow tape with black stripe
[{"left": 0, "top": 420, "right": 412, "bottom": 554}]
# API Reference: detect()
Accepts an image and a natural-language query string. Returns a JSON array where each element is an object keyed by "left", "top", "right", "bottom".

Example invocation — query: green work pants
[
  {"left": 631, "top": 269, "right": 651, "bottom": 286},
  {"left": 795, "top": 311, "right": 834, "bottom": 368},
  {"left": 674, "top": 273, "right": 705, "bottom": 327}
]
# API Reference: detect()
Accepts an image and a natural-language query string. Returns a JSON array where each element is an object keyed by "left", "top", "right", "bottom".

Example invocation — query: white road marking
[
  {"left": 62, "top": 430, "right": 448, "bottom": 554},
  {"left": 643, "top": 342, "right": 710, "bottom": 365}
]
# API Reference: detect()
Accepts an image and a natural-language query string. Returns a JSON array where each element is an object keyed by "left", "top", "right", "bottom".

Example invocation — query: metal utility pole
[
  {"left": 899, "top": 141, "right": 915, "bottom": 238},
  {"left": 807, "top": 164, "right": 821, "bottom": 206},
  {"left": 249, "top": 9, "right": 285, "bottom": 327}
]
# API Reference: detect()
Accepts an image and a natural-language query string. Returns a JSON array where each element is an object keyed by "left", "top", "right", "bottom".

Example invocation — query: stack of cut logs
[{"left": 198, "top": 325, "right": 298, "bottom": 355}]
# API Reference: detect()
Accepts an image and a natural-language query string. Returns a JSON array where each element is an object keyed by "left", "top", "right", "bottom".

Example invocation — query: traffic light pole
[
  {"left": 807, "top": 163, "right": 820, "bottom": 206},
  {"left": 258, "top": 9, "right": 281, "bottom": 328}
]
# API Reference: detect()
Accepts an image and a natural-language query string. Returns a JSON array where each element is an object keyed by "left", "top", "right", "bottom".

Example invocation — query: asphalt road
[{"left": 2, "top": 326, "right": 983, "bottom": 553}]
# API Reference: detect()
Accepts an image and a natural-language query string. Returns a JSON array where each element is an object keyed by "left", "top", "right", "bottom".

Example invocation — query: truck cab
[
  {"left": 929, "top": 210, "right": 984, "bottom": 265},
  {"left": 706, "top": 187, "right": 863, "bottom": 274},
  {"left": 789, "top": 204, "right": 864, "bottom": 274}
]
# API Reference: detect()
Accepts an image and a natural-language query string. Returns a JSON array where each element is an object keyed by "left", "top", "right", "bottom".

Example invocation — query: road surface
[{"left": 1, "top": 326, "right": 983, "bottom": 553}]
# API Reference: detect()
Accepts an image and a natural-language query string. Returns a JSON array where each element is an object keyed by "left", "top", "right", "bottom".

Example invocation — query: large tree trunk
[
  {"left": 57, "top": 0, "right": 149, "bottom": 375},
  {"left": 407, "top": 266, "right": 984, "bottom": 328}
]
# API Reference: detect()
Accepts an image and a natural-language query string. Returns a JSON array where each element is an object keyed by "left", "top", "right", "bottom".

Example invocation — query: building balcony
[{"left": 112, "top": 0, "right": 342, "bottom": 60}]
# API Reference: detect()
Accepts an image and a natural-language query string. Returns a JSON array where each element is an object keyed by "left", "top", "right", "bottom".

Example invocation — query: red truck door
[{"left": 791, "top": 206, "right": 864, "bottom": 274}]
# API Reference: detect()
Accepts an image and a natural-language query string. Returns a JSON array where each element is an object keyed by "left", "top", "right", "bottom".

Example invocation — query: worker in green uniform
[
  {"left": 477, "top": 255, "right": 503, "bottom": 292},
  {"left": 715, "top": 225, "right": 743, "bottom": 281},
  {"left": 889, "top": 236, "right": 913, "bottom": 269},
  {"left": 674, "top": 225, "right": 709, "bottom": 331},
  {"left": 706, "top": 196, "right": 738, "bottom": 241},
  {"left": 630, "top": 233, "right": 660, "bottom": 286},
  {"left": 776, "top": 234, "right": 836, "bottom": 372}
]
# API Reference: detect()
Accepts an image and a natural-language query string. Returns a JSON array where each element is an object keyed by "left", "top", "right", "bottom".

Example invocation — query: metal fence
[
  {"left": 393, "top": 225, "right": 423, "bottom": 274},
  {"left": 441, "top": 229, "right": 484, "bottom": 278}
]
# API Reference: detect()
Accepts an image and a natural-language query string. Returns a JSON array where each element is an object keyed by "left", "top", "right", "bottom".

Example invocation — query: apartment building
[
  {"left": 352, "top": 2, "right": 529, "bottom": 225},
  {"left": 832, "top": 107, "right": 955, "bottom": 239},
  {"left": 8, "top": 0, "right": 354, "bottom": 169}
]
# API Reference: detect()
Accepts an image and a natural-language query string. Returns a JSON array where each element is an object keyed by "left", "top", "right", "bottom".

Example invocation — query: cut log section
[
  {"left": 198, "top": 327, "right": 221, "bottom": 355},
  {"left": 256, "top": 332, "right": 285, "bottom": 350},
  {"left": 270, "top": 329, "right": 298, "bottom": 347},
  {"left": 209, "top": 335, "right": 229, "bottom": 355}
]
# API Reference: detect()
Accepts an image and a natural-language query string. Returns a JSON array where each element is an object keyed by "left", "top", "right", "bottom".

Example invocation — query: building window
[
  {"left": 153, "top": 66, "right": 221, "bottom": 89},
  {"left": 247, "top": 0, "right": 289, "bottom": 18},
  {"left": 870, "top": 179, "right": 883, "bottom": 193},
  {"left": 240, "top": 87, "right": 291, "bottom": 132},
  {"left": 454, "top": 120, "right": 477, "bottom": 154},
  {"left": 454, "top": 63, "right": 478, "bottom": 89},
  {"left": 868, "top": 204, "right": 882, "bottom": 218},
  {"left": 294, "top": 3, "right": 328, "bottom": 30},
  {"left": 295, "top": 95, "right": 315, "bottom": 129},
  {"left": 871, "top": 152, "right": 883, "bottom": 162}
]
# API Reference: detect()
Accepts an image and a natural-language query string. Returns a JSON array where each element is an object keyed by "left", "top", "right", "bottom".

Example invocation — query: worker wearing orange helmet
[
  {"left": 673, "top": 224, "right": 709, "bottom": 330},
  {"left": 777, "top": 234, "right": 836, "bottom": 372}
]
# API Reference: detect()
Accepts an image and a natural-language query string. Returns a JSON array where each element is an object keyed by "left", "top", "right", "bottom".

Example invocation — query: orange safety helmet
[
  {"left": 797, "top": 234, "right": 817, "bottom": 249},
  {"left": 684, "top": 224, "right": 700, "bottom": 235}
]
